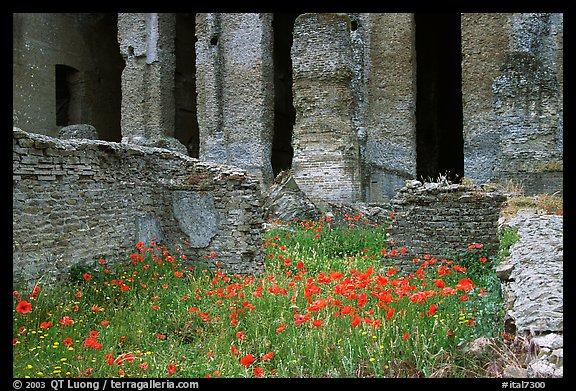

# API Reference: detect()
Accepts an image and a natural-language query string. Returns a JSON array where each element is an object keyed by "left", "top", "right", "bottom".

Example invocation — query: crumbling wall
[
  {"left": 291, "top": 13, "right": 361, "bottom": 204},
  {"left": 388, "top": 180, "right": 507, "bottom": 268},
  {"left": 13, "top": 128, "right": 265, "bottom": 285}
]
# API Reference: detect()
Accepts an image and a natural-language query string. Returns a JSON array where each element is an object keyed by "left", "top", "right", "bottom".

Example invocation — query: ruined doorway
[
  {"left": 175, "top": 13, "right": 200, "bottom": 158},
  {"left": 55, "top": 64, "right": 81, "bottom": 127},
  {"left": 415, "top": 13, "right": 464, "bottom": 183},
  {"left": 271, "top": 13, "right": 299, "bottom": 177}
]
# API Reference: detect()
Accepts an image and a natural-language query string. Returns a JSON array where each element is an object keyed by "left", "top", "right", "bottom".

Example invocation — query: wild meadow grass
[{"left": 13, "top": 213, "right": 513, "bottom": 378}]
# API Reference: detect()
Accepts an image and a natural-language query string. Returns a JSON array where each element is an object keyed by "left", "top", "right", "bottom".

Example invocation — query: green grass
[{"left": 13, "top": 215, "right": 507, "bottom": 378}]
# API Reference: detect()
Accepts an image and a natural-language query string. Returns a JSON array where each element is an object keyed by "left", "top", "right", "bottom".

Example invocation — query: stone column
[
  {"left": 491, "top": 13, "right": 563, "bottom": 195},
  {"left": 196, "top": 13, "right": 275, "bottom": 187},
  {"left": 291, "top": 13, "right": 361, "bottom": 203},
  {"left": 461, "top": 13, "right": 510, "bottom": 185},
  {"left": 462, "top": 13, "right": 563, "bottom": 195},
  {"left": 362, "top": 13, "right": 416, "bottom": 203},
  {"left": 118, "top": 13, "right": 185, "bottom": 153}
]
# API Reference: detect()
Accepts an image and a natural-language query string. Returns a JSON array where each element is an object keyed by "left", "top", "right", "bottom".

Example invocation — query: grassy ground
[{"left": 13, "top": 211, "right": 524, "bottom": 378}]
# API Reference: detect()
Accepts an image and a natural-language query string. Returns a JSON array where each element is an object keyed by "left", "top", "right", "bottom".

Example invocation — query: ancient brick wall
[
  {"left": 13, "top": 128, "right": 265, "bottom": 284},
  {"left": 388, "top": 180, "right": 507, "bottom": 268}
]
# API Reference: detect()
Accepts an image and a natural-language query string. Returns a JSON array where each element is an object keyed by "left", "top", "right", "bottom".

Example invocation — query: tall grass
[{"left": 13, "top": 214, "right": 506, "bottom": 378}]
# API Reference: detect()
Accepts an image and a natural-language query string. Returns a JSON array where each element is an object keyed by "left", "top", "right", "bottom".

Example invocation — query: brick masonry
[
  {"left": 388, "top": 179, "right": 507, "bottom": 269},
  {"left": 13, "top": 128, "right": 265, "bottom": 284}
]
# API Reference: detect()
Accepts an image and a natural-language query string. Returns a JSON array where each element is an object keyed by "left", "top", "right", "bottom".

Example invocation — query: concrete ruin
[{"left": 13, "top": 13, "right": 563, "bottom": 202}]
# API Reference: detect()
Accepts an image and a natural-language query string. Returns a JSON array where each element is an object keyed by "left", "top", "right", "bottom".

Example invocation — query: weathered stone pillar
[
  {"left": 195, "top": 13, "right": 275, "bottom": 187},
  {"left": 491, "top": 13, "right": 563, "bottom": 195},
  {"left": 362, "top": 13, "right": 416, "bottom": 203},
  {"left": 461, "top": 14, "right": 510, "bottom": 185},
  {"left": 291, "top": 13, "right": 361, "bottom": 203},
  {"left": 118, "top": 13, "right": 184, "bottom": 153},
  {"left": 462, "top": 13, "right": 563, "bottom": 195}
]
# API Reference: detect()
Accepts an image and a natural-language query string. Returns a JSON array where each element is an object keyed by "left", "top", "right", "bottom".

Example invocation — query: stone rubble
[{"left": 498, "top": 208, "right": 563, "bottom": 378}]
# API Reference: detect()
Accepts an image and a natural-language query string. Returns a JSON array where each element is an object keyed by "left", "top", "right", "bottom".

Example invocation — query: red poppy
[
  {"left": 84, "top": 337, "right": 102, "bottom": 349},
  {"left": 63, "top": 338, "right": 73, "bottom": 347},
  {"left": 230, "top": 345, "right": 239, "bottom": 356},
  {"left": 386, "top": 268, "right": 398, "bottom": 277},
  {"left": 308, "top": 298, "right": 328, "bottom": 312},
  {"left": 253, "top": 367, "right": 265, "bottom": 377},
  {"left": 15, "top": 300, "right": 32, "bottom": 314},
  {"left": 240, "top": 354, "right": 254, "bottom": 367},
  {"left": 312, "top": 319, "right": 323, "bottom": 327},
  {"left": 385, "top": 308, "right": 395, "bottom": 320},
  {"left": 456, "top": 278, "right": 476, "bottom": 292},
  {"left": 40, "top": 321, "right": 52, "bottom": 329},
  {"left": 262, "top": 351, "right": 274, "bottom": 361},
  {"left": 276, "top": 323, "right": 286, "bottom": 333},
  {"left": 294, "top": 313, "right": 310, "bottom": 325},
  {"left": 403, "top": 332, "right": 410, "bottom": 340},
  {"left": 83, "top": 273, "right": 91, "bottom": 281},
  {"left": 428, "top": 304, "right": 437, "bottom": 316},
  {"left": 167, "top": 363, "right": 177, "bottom": 375},
  {"left": 30, "top": 285, "right": 41, "bottom": 299},
  {"left": 59, "top": 315, "right": 74, "bottom": 325}
]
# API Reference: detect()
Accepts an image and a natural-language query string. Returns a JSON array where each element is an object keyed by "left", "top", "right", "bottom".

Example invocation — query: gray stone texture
[
  {"left": 291, "top": 13, "right": 361, "bottom": 203},
  {"left": 13, "top": 13, "right": 563, "bottom": 202},
  {"left": 118, "top": 13, "right": 180, "bottom": 151},
  {"left": 262, "top": 170, "right": 320, "bottom": 222},
  {"left": 13, "top": 128, "right": 266, "bottom": 284},
  {"left": 59, "top": 124, "right": 99, "bottom": 140},
  {"left": 172, "top": 191, "right": 219, "bottom": 248},
  {"left": 362, "top": 13, "right": 417, "bottom": 203},
  {"left": 195, "top": 13, "right": 275, "bottom": 187},
  {"left": 462, "top": 13, "right": 563, "bottom": 195},
  {"left": 498, "top": 210, "right": 563, "bottom": 378},
  {"left": 461, "top": 13, "right": 510, "bottom": 185},
  {"left": 499, "top": 211, "right": 563, "bottom": 335}
]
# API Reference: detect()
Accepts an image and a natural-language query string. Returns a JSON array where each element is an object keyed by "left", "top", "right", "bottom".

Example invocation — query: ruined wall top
[{"left": 388, "top": 179, "right": 507, "bottom": 270}]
